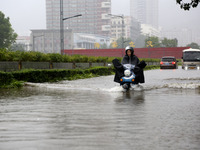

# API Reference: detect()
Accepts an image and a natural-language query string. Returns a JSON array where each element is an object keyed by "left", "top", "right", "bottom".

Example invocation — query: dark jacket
[
  {"left": 122, "top": 55, "right": 140, "bottom": 66},
  {"left": 112, "top": 58, "right": 124, "bottom": 83}
]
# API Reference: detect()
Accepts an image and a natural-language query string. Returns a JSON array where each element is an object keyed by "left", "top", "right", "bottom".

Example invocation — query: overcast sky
[{"left": 0, "top": 0, "right": 200, "bottom": 36}]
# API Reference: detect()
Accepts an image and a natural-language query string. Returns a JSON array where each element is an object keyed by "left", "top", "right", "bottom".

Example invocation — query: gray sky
[{"left": 0, "top": 0, "right": 200, "bottom": 36}]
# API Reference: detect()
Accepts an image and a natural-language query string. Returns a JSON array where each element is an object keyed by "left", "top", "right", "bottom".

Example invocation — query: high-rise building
[
  {"left": 130, "top": 0, "right": 158, "bottom": 29},
  {"left": 110, "top": 16, "right": 140, "bottom": 41},
  {"left": 46, "top": 0, "right": 111, "bottom": 37}
]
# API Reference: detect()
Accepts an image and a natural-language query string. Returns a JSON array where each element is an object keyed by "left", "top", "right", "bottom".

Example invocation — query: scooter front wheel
[{"left": 122, "top": 83, "right": 130, "bottom": 90}]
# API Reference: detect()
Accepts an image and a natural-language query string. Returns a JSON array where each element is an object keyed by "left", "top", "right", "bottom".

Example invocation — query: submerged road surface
[{"left": 0, "top": 67, "right": 200, "bottom": 150}]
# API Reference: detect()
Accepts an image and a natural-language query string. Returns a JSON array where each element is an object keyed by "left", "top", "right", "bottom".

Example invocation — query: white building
[
  {"left": 110, "top": 16, "right": 141, "bottom": 41},
  {"left": 74, "top": 33, "right": 110, "bottom": 49},
  {"left": 141, "top": 24, "right": 160, "bottom": 37},
  {"left": 15, "top": 36, "right": 31, "bottom": 51}
]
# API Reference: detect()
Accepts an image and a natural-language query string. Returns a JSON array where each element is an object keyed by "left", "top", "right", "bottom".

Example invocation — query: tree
[
  {"left": 145, "top": 36, "right": 161, "bottom": 48},
  {"left": 176, "top": 0, "right": 200, "bottom": 10},
  {"left": 0, "top": 11, "right": 17, "bottom": 49},
  {"left": 116, "top": 37, "right": 132, "bottom": 48},
  {"left": 161, "top": 38, "right": 178, "bottom": 47},
  {"left": 135, "top": 35, "right": 146, "bottom": 48},
  {"left": 10, "top": 43, "right": 25, "bottom": 51},
  {"left": 186, "top": 42, "right": 200, "bottom": 49},
  {"left": 100, "top": 43, "right": 108, "bottom": 49}
]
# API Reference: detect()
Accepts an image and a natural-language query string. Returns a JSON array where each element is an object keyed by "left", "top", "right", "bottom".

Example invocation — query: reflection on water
[
  {"left": 115, "top": 90, "right": 145, "bottom": 105},
  {"left": 0, "top": 68, "right": 200, "bottom": 150}
]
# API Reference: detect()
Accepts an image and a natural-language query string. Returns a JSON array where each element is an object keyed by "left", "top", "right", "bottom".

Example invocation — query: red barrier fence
[{"left": 62, "top": 47, "right": 190, "bottom": 59}]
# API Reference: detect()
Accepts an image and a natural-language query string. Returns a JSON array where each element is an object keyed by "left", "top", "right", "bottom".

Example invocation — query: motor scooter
[{"left": 120, "top": 64, "right": 136, "bottom": 91}]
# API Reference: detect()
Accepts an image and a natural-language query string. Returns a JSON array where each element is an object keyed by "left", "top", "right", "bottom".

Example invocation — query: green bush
[
  {"left": 0, "top": 71, "right": 23, "bottom": 88},
  {"left": 0, "top": 64, "right": 161, "bottom": 89},
  {"left": 144, "top": 65, "right": 160, "bottom": 70},
  {"left": 9, "top": 66, "right": 113, "bottom": 83},
  {"left": 47, "top": 53, "right": 63, "bottom": 62},
  {"left": 62, "top": 55, "right": 72, "bottom": 62},
  {"left": 0, "top": 71, "right": 13, "bottom": 86},
  {"left": 0, "top": 49, "right": 161, "bottom": 63}
]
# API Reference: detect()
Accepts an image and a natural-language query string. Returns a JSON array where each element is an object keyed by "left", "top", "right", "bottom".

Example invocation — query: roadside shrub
[
  {"left": 0, "top": 49, "right": 7, "bottom": 61},
  {"left": 0, "top": 49, "right": 161, "bottom": 63},
  {"left": 0, "top": 71, "right": 13, "bottom": 86},
  {"left": 71, "top": 55, "right": 88, "bottom": 62},
  {"left": 62, "top": 55, "right": 72, "bottom": 62},
  {"left": 96, "top": 56, "right": 108, "bottom": 63},
  {"left": 88, "top": 56, "right": 96, "bottom": 63},
  {"left": 10, "top": 66, "right": 113, "bottom": 83},
  {"left": 47, "top": 53, "right": 63, "bottom": 62},
  {"left": 144, "top": 65, "right": 160, "bottom": 71}
]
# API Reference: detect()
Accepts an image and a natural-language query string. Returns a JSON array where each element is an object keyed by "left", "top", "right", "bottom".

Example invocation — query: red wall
[{"left": 62, "top": 47, "right": 190, "bottom": 59}]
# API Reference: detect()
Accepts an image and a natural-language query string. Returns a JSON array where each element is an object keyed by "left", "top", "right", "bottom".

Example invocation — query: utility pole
[
  {"left": 60, "top": 0, "right": 64, "bottom": 54},
  {"left": 60, "top": 0, "right": 82, "bottom": 54}
]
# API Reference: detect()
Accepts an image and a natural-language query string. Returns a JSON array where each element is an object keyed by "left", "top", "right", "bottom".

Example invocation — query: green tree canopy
[
  {"left": 161, "top": 38, "right": 178, "bottom": 47},
  {"left": 100, "top": 43, "right": 108, "bottom": 49},
  {"left": 0, "top": 11, "right": 17, "bottom": 49},
  {"left": 135, "top": 35, "right": 146, "bottom": 48},
  {"left": 176, "top": 0, "right": 199, "bottom": 10},
  {"left": 10, "top": 43, "right": 25, "bottom": 52},
  {"left": 145, "top": 36, "right": 161, "bottom": 48},
  {"left": 186, "top": 42, "right": 200, "bottom": 49},
  {"left": 117, "top": 37, "right": 132, "bottom": 48},
  {"left": 109, "top": 37, "right": 133, "bottom": 48}
]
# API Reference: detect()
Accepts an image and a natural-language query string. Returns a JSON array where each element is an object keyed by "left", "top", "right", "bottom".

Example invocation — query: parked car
[{"left": 160, "top": 56, "right": 178, "bottom": 69}]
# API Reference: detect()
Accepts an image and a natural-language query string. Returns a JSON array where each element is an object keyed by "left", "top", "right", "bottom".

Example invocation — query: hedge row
[
  {"left": 0, "top": 65, "right": 160, "bottom": 89},
  {"left": 0, "top": 49, "right": 160, "bottom": 63},
  {"left": 0, "top": 66, "right": 114, "bottom": 88}
]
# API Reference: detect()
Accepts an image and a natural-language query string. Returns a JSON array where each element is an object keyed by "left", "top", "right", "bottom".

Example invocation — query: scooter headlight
[
  {"left": 124, "top": 70, "right": 131, "bottom": 76},
  {"left": 185, "top": 65, "right": 188, "bottom": 70}
]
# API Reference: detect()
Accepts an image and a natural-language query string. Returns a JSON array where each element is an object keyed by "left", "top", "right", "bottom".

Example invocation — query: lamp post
[
  {"left": 108, "top": 14, "right": 124, "bottom": 49},
  {"left": 60, "top": 0, "right": 82, "bottom": 54}
]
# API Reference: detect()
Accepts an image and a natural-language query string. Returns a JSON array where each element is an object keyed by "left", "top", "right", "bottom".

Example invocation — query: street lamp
[
  {"left": 60, "top": 0, "right": 82, "bottom": 54},
  {"left": 108, "top": 14, "right": 125, "bottom": 49}
]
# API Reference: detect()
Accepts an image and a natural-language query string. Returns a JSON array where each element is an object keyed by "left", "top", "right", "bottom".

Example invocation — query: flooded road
[{"left": 0, "top": 67, "right": 200, "bottom": 150}]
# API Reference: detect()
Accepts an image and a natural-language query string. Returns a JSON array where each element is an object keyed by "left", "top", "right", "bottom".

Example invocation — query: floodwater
[{"left": 0, "top": 67, "right": 200, "bottom": 150}]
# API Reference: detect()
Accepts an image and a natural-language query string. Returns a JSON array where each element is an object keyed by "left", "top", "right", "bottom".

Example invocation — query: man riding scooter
[{"left": 112, "top": 46, "right": 146, "bottom": 89}]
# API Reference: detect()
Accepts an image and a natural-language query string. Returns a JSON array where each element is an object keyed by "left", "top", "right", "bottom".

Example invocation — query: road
[{"left": 0, "top": 67, "right": 200, "bottom": 150}]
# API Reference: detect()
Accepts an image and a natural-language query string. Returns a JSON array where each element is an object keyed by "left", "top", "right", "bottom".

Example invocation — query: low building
[
  {"left": 141, "top": 24, "right": 160, "bottom": 37},
  {"left": 15, "top": 36, "right": 31, "bottom": 51},
  {"left": 74, "top": 33, "right": 110, "bottom": 49},
  {"left": 30, "top": 29, "right": 73, "bottom": 53}
]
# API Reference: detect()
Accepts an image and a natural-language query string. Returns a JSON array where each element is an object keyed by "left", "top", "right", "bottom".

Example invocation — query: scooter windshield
[{"left": 123, "top": 64, "right": 135, "bottom": 70}]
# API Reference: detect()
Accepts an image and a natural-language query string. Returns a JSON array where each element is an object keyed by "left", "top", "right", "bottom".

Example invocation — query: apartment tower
[
  {"left": 46, "top": 0, "right": 111, "bottom": 36},
  {"left": 130, "top": 0, "right": 158, "bottom": 29}
]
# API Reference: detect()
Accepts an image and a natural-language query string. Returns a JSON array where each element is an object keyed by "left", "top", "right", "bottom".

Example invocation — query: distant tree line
[{"left": 104, "top": 36, "right": 199, "bottom": 49}]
